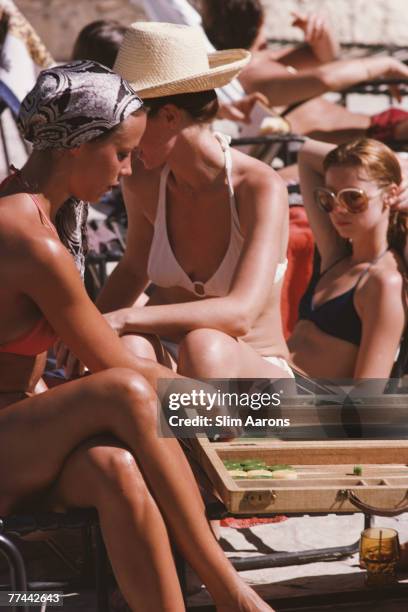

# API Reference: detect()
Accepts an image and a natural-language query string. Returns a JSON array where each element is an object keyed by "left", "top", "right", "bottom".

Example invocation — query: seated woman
[
  {"left": 0, "top": 59, "right": 273, "bottom": 612},
  {"left": 71, "top": 17, "right": 269, "bottom": 126},
  {"left": 288, "top": 137, "right": 407, "bottom": 380},
  {"left": 96, "top": 22, "right": 293, "bottom": 381}
]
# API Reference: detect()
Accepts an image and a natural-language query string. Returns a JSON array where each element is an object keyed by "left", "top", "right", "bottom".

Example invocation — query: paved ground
[
  {"left": 2, "top": 513, "right": 407, "bottom": 610},
  {"left": 187, "top": 513, "right": 408, "bottom": 610}
]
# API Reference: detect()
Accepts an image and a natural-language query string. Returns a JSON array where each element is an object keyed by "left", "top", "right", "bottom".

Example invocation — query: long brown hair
[
  {"left": 72, "top": 19, "right": 126, "bottom": 69},
  {"left": 323, "top": 138, "right": 407, "bottom": 256}
]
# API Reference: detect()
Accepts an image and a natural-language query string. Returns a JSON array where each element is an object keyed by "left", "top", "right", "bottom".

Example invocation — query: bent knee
[
  {"left": 59, "top": 443, "right": 148, "bottom": 505},
  {"left": 100, "top": 368, "right": 156, "bottom": 406},
  {"left": 91, "top": 368, "right": 158, "bottom": 433},
  {"left": 109, "top": 368, "right": 160, "bottom": 432},
  {"left": 180, "top": 329, "right": 234, "bottom": 361},
  {"left": 85, "top": 445, "right": 141, "bottom": 492},
  {"left": 120, "top": 333, "right": 158, "bottom": 361},
  {"left": 178, "top": 329, "right": 237, "bottom": 374}
]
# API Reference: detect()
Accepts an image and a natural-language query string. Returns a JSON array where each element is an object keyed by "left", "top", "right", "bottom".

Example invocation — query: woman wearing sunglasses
[{"left": 288, "top": 137, "right": 407, "bottom": 380}]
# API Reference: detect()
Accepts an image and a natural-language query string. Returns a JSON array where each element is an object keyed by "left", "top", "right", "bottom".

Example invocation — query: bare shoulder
[
  {"left": 233, "top": 149, "right": 288, "bottom": 206},
  {"left": 0, "top": 193, "right": 61, "bottom": 256},
  {"left": 231, "top": 152, "right": 288, "bottom": 241},
  {"left": 359, "top": 261, "right": 405, "bottom": 306},
  {"left": 122, "top": 155, "right": 162, "bottom": 222},
  {"left": 368, "top": 266, "right": 404, "bottom": 292},
  {"left": 0, "top": 195, "right": 74, "bottom": 286}
]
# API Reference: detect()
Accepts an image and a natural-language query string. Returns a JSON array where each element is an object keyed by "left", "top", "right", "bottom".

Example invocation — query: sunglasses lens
[
  {"left": 315, "top": 190, "right": 334, "bottom": 212},
  {"left": 339, "top": 189, "right": 368, "bottom": 213}
]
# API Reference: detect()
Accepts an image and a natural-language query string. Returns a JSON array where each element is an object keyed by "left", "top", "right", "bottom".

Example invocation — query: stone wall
[
  {"left": 15, "top": 0, "right": 146, "bottom": 60},
  {"left": 15, "top": 0, "right": 408, "bottom": 61},
  {"left": 260, "top": 0, "right": 408, "bottom": 46}
]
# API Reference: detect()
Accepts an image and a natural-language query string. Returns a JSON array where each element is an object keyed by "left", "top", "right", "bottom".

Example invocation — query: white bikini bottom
[
  {"left": 160, "top": 339, "right": 294, "bottom": 378},
  {"left": 262, "top": 355, "right": 295, "bottom": 378}
]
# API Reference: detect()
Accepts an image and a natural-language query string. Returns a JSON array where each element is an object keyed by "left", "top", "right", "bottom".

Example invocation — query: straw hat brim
[{"left": 125, "top": 49, "right": 251, "bottom": 99}]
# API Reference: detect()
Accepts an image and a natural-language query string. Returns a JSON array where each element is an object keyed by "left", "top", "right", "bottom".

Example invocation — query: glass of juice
[{"left": 359, "top": 527, "right": 400, "bottom": 586}]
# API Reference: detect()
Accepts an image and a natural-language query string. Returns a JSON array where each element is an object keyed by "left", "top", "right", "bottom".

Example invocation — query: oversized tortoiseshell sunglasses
[{"left": 314, "top": 187, "right": 383, "bottom": 214}]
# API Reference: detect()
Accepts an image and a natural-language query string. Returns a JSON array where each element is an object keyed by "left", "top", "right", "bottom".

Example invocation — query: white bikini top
[{"left": 147, "top": 132, "right": 287, "bottom": 298}]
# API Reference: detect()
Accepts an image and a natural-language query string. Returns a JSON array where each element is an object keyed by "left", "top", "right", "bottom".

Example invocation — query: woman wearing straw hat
[
  {"left": 98, "top": 22, "right": 293, "bottom": 382},
  {"left": 0, "top": 59, "right": 275, "bottom": 611}
]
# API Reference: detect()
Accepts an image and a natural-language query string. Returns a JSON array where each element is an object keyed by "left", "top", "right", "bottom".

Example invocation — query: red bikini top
[{"left": 0, "top": 174, "right": 59, "bottom": 356}]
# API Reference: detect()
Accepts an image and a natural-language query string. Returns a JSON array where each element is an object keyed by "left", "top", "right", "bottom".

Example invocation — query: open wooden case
[{"left": 194, "top": 438, "right": 408, "bottom": 516}]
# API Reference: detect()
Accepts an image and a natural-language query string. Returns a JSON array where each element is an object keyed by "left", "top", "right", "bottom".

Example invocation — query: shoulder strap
[
  {"left": 355, "top": 248, "right": 389, "bottom": 288},
  {"left": 4, "top": 167, "right": 57, "bottom": 234},
  {"left": 319, "top": 254, "right": 349, "bottom": 279},
  {"left": 213, "top": 131, "right": 243, "bottom": 233},
  {"left": 156, "top": 164, "right": 171, "bottom": 221},
  {"left": 213, "top": 132, "right": 234, "bottom": 198},
  {"left": 28, "top": 194, "right": 56, "bottom": 233}
]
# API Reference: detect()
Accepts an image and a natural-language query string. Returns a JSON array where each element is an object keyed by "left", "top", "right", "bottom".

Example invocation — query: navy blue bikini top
[{"left": 299, "top": 251, "right": 388, "bottom": 346}]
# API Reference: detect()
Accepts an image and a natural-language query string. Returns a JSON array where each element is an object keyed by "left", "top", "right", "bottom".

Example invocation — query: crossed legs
[
  {"left": 52, "top": 436, "right": 184, "bottom": 611},
  {"left": 0, "top": 368, "right": 273, "bottom": 611}
]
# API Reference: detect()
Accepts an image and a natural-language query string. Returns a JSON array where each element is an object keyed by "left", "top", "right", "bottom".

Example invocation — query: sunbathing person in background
[
  {"left": 0, "top": 60, "right": 274, "bottom": 612},
  {"left": 200, "top": 0, "right": 408, "bottom": 144},
  {"left": 96, "top": 22, "right": 293, "bottom": 381},
  {"left": 202, "top": 0, "right": 340, "bottom": 67},
  {"left": 288, "top": 138, "right": 407, "bottom": 379}
]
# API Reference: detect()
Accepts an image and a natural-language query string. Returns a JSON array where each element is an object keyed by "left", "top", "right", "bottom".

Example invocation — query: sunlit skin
[
  {"left": 0, "top": 107, "right": 274, "bottom": 611},
  {"left": 0, "top": 113, "right": 146, "bottom": 349},
  {"left": 288, "top": 140, "right": 406, "bottom": 380},
  {"left": 200, "top": 2, "right": 408, "bottom": 151},
  {"left": 67, "top": 113, "right": 148, "bottom": 202},
  {"left": 236, "top": 15, "right": 408, "bottom": 144},
  {"left": 324, "top": 166, "right": 390, "bottom": 242},
  {"left": 136, "top": 108, "right": 176, "bottom": 170},
  {"left": 97, "top": 101, "right": 292, "bottom": 392}
]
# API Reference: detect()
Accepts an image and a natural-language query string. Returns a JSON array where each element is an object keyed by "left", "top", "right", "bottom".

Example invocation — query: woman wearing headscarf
[{"left": 0, "top": 60, "right": 273, "bottom": 612}]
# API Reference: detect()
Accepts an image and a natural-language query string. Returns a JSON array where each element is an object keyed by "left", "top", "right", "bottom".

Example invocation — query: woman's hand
[
  {"left": 54, "top": 339, "right": 86, "bottom": 379},
  {"left": 396, "top": 177, "right": 408, "bottom": 211},
  {"left": 395, "top": 156, "right": 408, "bottom": 211},
  {"left": 103, "top": 308, "right": 129, "bottom": 335},
  {"left": 217, "top": 92, "right": 270, "bottom": 124},
  {"left": 363, "top": 57, "right": 408, "bottom": 87},
  {"left": 292, "top": 11, "right": 340, "bottom": 64},
  {"left": 383, "top": 57, "right": 408, "bottom": 80}
]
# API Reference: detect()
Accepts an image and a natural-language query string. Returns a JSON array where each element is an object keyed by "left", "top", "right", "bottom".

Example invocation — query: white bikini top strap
[
  {"left": 157, "top": 164, "right": 171, "bottom": 221},
  {"left": 213, "top": 131, "right": 241, "bottom": 229},
  {"left": 214, "top": 132, "right": 234, "bottom": 197}
]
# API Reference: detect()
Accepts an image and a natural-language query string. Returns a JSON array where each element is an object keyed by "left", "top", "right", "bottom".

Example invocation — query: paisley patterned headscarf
[
  {"left": 16, "top": 60, "right": 143, "bottom": 277},
  {"left": 17, "top": 59, "right": 143, "bottom": 149}
]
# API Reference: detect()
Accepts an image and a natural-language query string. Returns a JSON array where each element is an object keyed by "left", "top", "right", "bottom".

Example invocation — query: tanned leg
[
  {"left": 53, "top": 437, "right": 184, "bottom": 612},
  {"left": 0, "top": 369, "right": 273, "bottom": 611}
]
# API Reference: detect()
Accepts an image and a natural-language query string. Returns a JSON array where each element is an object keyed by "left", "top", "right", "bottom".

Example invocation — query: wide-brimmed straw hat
[{"left": 113, "top": 22, "right": 251, "bottom": 99}]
